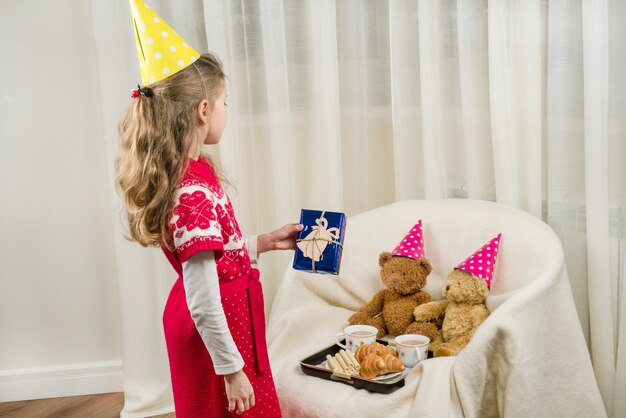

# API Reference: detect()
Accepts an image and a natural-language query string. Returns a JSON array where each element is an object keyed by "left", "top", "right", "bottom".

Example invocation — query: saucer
[{"left": 372, "top": 369, "right": 404, "bottom": 381}]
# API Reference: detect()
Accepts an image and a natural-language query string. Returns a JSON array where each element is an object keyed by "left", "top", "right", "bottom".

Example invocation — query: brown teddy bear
[
  {"left": 413, "top": 234, "right": 501, "bottom": 357},
  {"left": 348, "top": 221, "right": 439, "bottom": 342}
]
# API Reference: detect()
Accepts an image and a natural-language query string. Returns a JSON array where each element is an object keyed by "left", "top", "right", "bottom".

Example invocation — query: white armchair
[{"left": 267, "top": 199, "right": 606, "bottom": 418}]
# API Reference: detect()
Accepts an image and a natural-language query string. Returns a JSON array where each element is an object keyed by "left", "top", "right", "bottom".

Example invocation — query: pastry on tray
[
  {"left": 354, "top": 342, "right": 396, "bottom": 363},
  {"left": 355, "top": 342, "right": 405, "bottom": 379},
  {"left": 359, "top": 352, "right": 404, "bottom": 379}
]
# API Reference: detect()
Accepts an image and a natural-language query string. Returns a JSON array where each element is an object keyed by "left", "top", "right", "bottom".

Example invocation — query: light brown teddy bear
[
  {"left": 348, "top": 221, "right": 439, "bottom": 342},
  {"left": 413, "top": 234, "right": 501, "bottom": 357}
]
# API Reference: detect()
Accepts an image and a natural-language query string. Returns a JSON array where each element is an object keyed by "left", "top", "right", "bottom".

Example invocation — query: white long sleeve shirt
[{"left": 180, "top": 235, "right": 258, "bottom": 375}]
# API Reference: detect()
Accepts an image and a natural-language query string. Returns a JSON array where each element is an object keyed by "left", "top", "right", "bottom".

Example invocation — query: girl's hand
[
  {"left": 224, "top": 369, "right": 255, "bottom": 415},
  {"left": 257, "top": 223, "right": 303, "bottom": 254}
]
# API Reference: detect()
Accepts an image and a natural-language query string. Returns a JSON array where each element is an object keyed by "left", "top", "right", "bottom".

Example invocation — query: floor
[{"left": 0, "top": 393, "right": 176, "bottom": 418}]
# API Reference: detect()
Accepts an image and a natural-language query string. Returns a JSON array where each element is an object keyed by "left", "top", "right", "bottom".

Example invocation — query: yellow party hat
[{"left": 129, "top": 0, "right": 201, "bottom": 85}]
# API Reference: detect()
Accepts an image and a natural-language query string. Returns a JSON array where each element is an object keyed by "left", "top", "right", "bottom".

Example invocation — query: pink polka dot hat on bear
[
  {"left": 456, "top": 233, "right": 501, "bottom": 288},
  {"left": 391, "top": 220, "right": 426, "bottom": 260}
]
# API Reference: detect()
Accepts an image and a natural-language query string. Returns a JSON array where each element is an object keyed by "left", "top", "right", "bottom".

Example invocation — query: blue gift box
[{"left": 293, "top": 209, "right": 346, "bottom": 275}]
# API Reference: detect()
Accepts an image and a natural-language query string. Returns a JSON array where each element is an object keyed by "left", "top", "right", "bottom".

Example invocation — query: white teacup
[
  {"left": 395, "top": 334, "right": 430, "bottom": 367},
  {"left": 336, "top": 325, "right": 378, "bottom": 353}
]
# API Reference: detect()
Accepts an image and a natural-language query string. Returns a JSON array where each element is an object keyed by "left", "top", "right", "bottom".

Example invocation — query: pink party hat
[
  {"left": 392, "top": 220, "right": 425, "bottom": 260},
  {"left": 456, "top": 234, "right": 501, "bottom": 287}
]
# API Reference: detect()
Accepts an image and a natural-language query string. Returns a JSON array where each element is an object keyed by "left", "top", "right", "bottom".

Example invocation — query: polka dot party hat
[
  {"left": 392, "top": 220, "right": 426, "bottom": 260},
  {"left": 129, "top": 0, "right": 201, "bottom": 85},
  {"left": 456, "top": 233, "right": 501, "bottom": 287}
]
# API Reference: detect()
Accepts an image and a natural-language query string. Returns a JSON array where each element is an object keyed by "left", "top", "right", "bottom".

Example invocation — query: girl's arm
[
  {"left": 183, "top": 251, "right": 255, "bottom": 413},
  {"left": 256, "top": 223, "right": 303, "bottom": 255},
  {"left": 182, "top": 251, "right": 244, "bottom": 374}
]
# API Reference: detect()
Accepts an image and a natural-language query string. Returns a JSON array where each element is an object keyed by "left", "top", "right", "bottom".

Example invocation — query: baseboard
[{"left": 0, "top": 361, "right": 123, "bottom": 402}]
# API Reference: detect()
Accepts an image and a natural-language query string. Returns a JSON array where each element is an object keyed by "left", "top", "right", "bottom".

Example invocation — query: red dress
[{"left": 161, "top": 157, "right": 282, "bottom": 417}]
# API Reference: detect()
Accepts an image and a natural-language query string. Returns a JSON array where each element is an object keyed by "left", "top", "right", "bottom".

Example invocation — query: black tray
[{"left": 300, "top": 339, "right": 413, "bottom": 394}]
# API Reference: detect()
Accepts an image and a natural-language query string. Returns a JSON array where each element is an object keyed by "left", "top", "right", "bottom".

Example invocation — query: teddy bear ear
[
  {"left": 419, "top": 258, "right": 432, "bottom": 275},
  {"left": 473, "top": 274, "right": 489, "bottom": 293},
  {"left": 379, "top": 251, "right": 393, "bottom": 267}
]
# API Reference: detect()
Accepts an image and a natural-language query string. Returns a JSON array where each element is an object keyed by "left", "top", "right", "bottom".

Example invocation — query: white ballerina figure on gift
[{"left": 296, "top": 212, "right": 341, "bottom": 265}]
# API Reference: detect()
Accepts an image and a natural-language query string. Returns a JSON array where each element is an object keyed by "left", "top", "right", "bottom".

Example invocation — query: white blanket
[{"left": 267, "top": 199, "right": 606, "bottom": 418}]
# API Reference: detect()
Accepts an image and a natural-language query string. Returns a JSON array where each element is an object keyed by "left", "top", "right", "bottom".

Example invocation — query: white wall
[{"left": 0, "top": 0, "right": 123, "bottom": 401}]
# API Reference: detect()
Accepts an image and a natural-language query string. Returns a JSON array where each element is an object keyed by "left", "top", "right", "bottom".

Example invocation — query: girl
[{"left": 116, "top": 52, "right": 301, "bottom": 416}]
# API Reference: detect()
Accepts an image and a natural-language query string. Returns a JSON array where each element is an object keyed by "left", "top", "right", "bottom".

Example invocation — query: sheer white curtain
[
  {"left": 93, "top": 0, "right": 624, "bottom": 416},
  {"left": 547, "top": 1, "right": 626, "bottom": 416}
]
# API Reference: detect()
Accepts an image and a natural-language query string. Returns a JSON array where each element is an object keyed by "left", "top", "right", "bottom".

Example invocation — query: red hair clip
[{"left": 131, "top": 84, "right": 154, "bottom": 99}]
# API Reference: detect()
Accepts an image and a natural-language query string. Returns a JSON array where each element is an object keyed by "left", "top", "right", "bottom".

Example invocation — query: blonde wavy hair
[{"left": 115, "top": 52, "right": 227, "bottom": 249}]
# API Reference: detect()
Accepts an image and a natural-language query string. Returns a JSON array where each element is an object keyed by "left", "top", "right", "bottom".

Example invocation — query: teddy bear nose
[
  {"left": 391, "top": 278, "right": 399, "bottom": 286},
  {"left": 446, "top": 285, "right": 451, "bottom": 292}
]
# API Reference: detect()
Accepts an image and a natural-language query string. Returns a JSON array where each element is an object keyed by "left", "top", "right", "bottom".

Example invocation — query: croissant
[
  {"left": 354, "top": 342, "right": 397, "bottom": 363},
  {"left": 359, "top": 353, "right": 405, "bottom": 379}
]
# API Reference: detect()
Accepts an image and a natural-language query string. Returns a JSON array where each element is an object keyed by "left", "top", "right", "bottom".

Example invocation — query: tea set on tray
[{"left": 323, "top": 325, "right": 430, "bottom": 381}]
